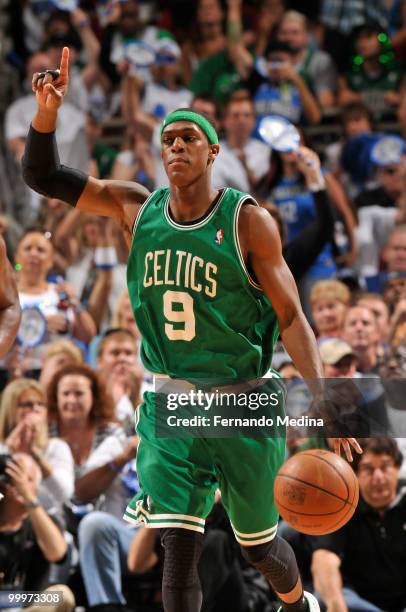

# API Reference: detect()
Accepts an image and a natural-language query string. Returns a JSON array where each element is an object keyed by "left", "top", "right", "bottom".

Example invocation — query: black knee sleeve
[
  {"left": 161, "top": 528, "right": 203, "bottom": 590},
  {"left": 160, "top": 528, "right": 204, "bottom": 612},
  {"left": 241, "top": 535, "right": 299, "bottom": 594}
]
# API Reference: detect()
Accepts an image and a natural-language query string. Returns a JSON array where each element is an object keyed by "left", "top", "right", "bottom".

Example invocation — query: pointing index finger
[{"left": 59, "top": 46, "right": 69, "bottom": 79}]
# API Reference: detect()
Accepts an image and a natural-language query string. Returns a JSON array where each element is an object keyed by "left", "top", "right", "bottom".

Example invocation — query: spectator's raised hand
[
  {"left": 296, "top": 146, "right": 323, "bottom": 188},
  {"left": 273, "top": 62, "right": 299, "bottom": 84},
  {"left": 70, "top": 7, "right": 90, "bottom": 30},
  {"left": 5, "top": 420, "right": 34, "bottom": 454},
  {"left": 32, "top": 46, "right": 70, "bottom": 113},
  {"left": 5, "top": 456, "right": 38, "bottom": 503}
]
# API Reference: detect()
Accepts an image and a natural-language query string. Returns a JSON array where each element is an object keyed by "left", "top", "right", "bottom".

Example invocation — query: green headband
[{"left": 160, "top": 110, "right": 219, "bottom": 144}]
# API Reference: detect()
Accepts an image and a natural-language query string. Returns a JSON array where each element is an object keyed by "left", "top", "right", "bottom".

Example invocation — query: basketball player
[
  {"left": 0, "top": 235, "right": 21, "bottom": 358},
  {"left": 23, "top": 48, "right": 362, "bottom": 612}
]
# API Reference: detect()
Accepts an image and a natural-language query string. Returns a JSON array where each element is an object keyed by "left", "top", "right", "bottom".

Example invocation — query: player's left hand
[{"left": 331, "top": 438, "right": 363, "bottom": 462}]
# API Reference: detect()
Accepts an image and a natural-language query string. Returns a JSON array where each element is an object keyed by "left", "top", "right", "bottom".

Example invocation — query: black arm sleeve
[
  {"left": 22, "top": 125, "right": 88, "bottom": 207},
  {"left": 283, "top": 190, "right": 335, "bottom": 281}
]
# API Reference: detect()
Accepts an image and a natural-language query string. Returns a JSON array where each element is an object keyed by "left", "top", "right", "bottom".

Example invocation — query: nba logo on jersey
[
  {"left": 215, "top": 229, "right": 224, "bottom": 245},
  {"left": 147, "top": 495, "right": 151, "bottom": 511}
]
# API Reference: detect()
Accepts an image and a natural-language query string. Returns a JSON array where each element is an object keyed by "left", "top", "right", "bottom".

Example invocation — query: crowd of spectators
[{"left": 1, "top": 1, "right": 406, "bottom": 611}]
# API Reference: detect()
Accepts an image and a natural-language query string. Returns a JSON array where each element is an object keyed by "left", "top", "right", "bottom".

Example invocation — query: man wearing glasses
[{"left": 311, "top": 437, "right": 406, "bottom": 612}]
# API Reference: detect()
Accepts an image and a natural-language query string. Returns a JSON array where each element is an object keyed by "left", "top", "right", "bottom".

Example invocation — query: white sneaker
[{"left": 277, "top": 591, "right": 320, "bottom": 612}]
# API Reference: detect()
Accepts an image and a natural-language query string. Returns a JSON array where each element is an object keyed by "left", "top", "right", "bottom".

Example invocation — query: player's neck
[{"left": 169, "top": 180, "right": 218, "bottom": 223}]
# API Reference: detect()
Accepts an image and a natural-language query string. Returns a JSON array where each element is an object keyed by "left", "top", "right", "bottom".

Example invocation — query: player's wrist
[{"left": 32, "top": 109, "right": 58, "bottom": 134}]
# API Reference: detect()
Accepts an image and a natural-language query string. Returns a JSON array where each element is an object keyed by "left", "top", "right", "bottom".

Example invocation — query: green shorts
[{"left": 124, "top": 382, "right": 286, "bottom": 546}]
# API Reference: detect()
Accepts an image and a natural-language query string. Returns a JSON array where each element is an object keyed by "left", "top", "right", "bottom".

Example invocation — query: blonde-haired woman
[{"left": 0, "top": 378, "right": 74, "bottom": 508}]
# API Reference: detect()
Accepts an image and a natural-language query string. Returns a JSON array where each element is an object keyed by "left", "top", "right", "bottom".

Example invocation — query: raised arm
[
  {"left": 0, "top": 236, "right": 21, "bottom": 358},
  {"left": 22, "top": 47, "right": 150, "bottom": 243},
  {"left": 238, "top": 204, "right": 361, "bottom": 460}
]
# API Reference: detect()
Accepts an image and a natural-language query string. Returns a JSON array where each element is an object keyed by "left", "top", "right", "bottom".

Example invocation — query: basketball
[{"left": 274, "top": 449, "right": 359, "bottom": 535}]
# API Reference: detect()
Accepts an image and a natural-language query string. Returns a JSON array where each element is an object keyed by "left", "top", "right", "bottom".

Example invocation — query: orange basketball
[{"left": 274, "top": 449, "right": 359, "bottom": 535}]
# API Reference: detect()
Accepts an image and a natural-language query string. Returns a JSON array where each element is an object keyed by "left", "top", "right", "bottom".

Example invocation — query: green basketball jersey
[{"left": 127, "top": 187, "right": 279, "bottom": 379}]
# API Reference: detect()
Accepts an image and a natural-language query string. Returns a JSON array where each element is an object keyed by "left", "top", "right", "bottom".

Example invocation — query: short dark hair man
[{"left": 311, "top": 437, "right": 406, "bottom": 612}]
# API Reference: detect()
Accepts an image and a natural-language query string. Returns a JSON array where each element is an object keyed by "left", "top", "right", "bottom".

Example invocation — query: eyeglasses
[{"left": 17, "top": 400, "right": 47, "bottom": 411}]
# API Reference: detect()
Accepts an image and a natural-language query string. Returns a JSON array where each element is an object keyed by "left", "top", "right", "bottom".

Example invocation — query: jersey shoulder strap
[{"left": 132, "top": 187, "right": 169, "bottom": 238}]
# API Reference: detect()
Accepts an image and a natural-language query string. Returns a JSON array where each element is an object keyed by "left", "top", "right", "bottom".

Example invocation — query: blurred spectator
[
  {"left": 5, "top": 52, "right": 88, "bottom": 227},
  {"left": 355, "top": 207, "right": 406, "bottom": 281},
  {"left": 354, "top": 139, "right": 405, "bottom": 210},
  {"left": 39, "top": 339, "right": 84, "bottom": 391},
  {"left": 46, "top": 363, "right": 140, "bottom": 611},
  {"left": 383, "top": 271, "right": 406, "bottom": 314},
  {"left": 338, "top": 22, "right": 404, "bottom": 119},
  {"left": 319, "top": 1, "right": 388, "bottom": 73},
  {"left": 352, "top": 135, "right": 406, "bottom": 279},
  {"left": 35, "top": 198, "right": 72, "bottom": 276},
  {"left": 342, "top": 305, "right": 382, "bottom": 374},
  {"left": 0, "top": 234, "right": 21, "bottom": 361},
  {"left": 324, "top": 102, "right": 374, "bottom": 198},
  {"left": 86, "top": 111, "right": 119, "bottom": 179},
  {"left": 4, "top": 229, "right": 95, "bottom": 380},
  {"left": 258, "top": 147, "right": 357, "bottom": 295},
  {"left": 379, "top": 341, "right": 406, "bottom": 439},
  {"left": 99, "top": 0, "right": 174, "bottom": 88},
  {"left": 181, "top": 0, "right": 226, "bottom": 81},
  {"left": 277, "top": 11, "right": 337, "bottom": 110},
  {"left": 311, "top": 437, "right": 406, "bottom": 612},
  {"left": 239, "top": 40, "right": 322, "bottom": 126},
  {"left": 310, "top": 279, "right": 351, "bottom": 338},
  {"left": 355, "top": 293, "right": 391, "bottom": 345},
  {"left": 128, "top": 38, "right": 192, "bottom": 146},
  {"left": 54, "top": 213, "right": 123, "bottom": 328},
  {"left": 0, "top": 377, "right": 74, "bottom": 510},
  {"left": 383, "top": 224, "right": 406, "bottom": 274},
  {"left": 212, "top": 96, "right": 270, "bottom": 192},
  {"left": 110, "top": 290, "right": 141, "bottom": 341},
  {"left": 0, "top": 453, "right": 74, "bottom": 611},
  {"left": 319, "top": 337, "right": 358, "bottom": 378},
  {"left": 252, "top": 0, "right": 287, "bottom": 57},
  {"left": 261, "top": 180, "right": 335, "bottom": 283},
  {"left": 47, "top": 364, "right": 131, "bottom": 516},
  {"left": 97, "top": 328, "right": 142, "bottom": 432},
  {"left": 188, "top": 0, "right": 254, "bottom": 104},
  {"left": 110, "top": 128, "right": 156, "bottom": 191}
]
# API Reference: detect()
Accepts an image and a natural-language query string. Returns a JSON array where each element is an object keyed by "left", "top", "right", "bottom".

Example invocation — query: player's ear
[{"left": 208, "top": 144, "right": 220, "bottom": 164}]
